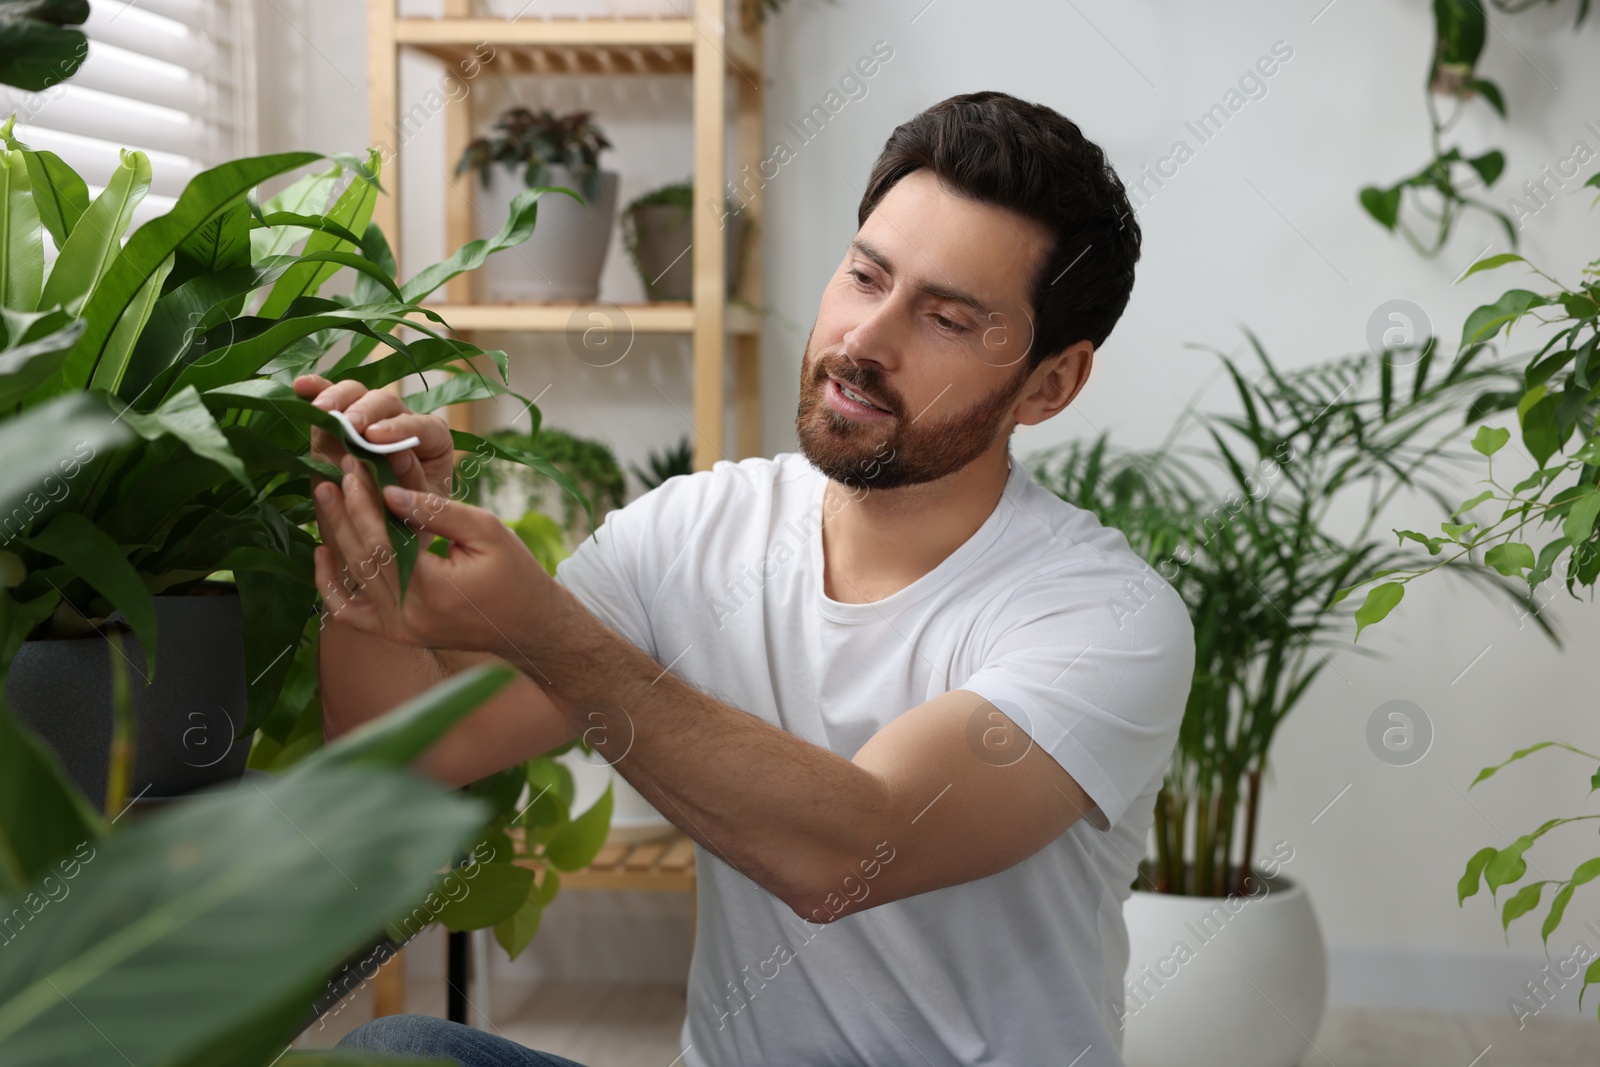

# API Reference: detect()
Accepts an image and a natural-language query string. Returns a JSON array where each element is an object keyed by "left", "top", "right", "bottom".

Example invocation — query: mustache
[{"left": 813, "top": 358, "right": 896, "bottom": 412}]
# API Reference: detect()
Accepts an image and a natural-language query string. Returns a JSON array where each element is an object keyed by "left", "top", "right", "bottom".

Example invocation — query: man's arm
[
  {"left": 519, "top": 581, "right": 1094, "bottom": 924},
  {"left": 319, "top": 616, "right": 580, "bottom": 789}
]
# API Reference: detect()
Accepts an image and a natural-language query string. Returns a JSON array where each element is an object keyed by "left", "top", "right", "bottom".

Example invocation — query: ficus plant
[
  {"left": 1334, "top": 202, "right": 1600, "bottom": 1021},
  {"left": 1031, "top": 331, "right": 1545, "bottom": 897},
  {"left": 1358, "top": 0, "right": 1591, "bottom": 257}
]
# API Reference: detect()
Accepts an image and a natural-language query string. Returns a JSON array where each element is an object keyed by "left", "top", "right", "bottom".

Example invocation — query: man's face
[{"left": 795, "top": 168, "right": 1054, "bottom": 492}]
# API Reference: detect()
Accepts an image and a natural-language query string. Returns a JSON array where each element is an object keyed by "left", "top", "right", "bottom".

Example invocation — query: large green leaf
[
  {"left": 434, "top": 862, "right": 535, "bottom": 931},
  {"left": 0, "top": 148, "right": 43, "bottom": 312},
  {"left": 0, "top": 762, "right": 486, "bottom": 1067},
  {"left": 258, "top": 150, "right": 381, "bottom": 318},
  {"left": 248, "top": 162, "right": 342, "bottom": 262},
  {"left": 19, "top": 148, "right": 87, "bottom": 248},
  {"left": 25, "top": 511, "right": 159, "bottom": 679},
  {"left": 120, "top": 384, "right": 249, "bottom": 489},
  {"left": 544, "top": 781, "right": 613, "bottom": 871},
  {"left": 88, "top": 249, "right": 175, "bottom": 395},
  {"left": 0, "top": 704, "right": 102, "bottom": 899},
  {"left": 232, "top": 563, "right": 316, "bottom": 737},
  {"left": 59, "top": 151, "right": 322, "bottom": 393},
  {"left": 288, "top": 663, "right": 516, "bottom": 777},
  {"left": 0, "top": 0, "right": 88, "bottom": 93},
  {"left": 0, "top": 315, "right": 80, "bottom": 408},
  {"left": 0, "top": 393, "right": 128, "bottom": 519},
  {"left": 37, "top": 148, "right": 152, "bottom": 318}
]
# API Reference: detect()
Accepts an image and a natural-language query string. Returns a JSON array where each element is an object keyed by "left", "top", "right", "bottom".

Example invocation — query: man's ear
[{"left": 1013, "top": 341, "right": 1094, "bottom": 428}]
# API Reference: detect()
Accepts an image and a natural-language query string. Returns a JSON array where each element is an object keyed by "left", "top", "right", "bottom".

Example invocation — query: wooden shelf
[
  {"left": 370, "top": 0, "right": 767, "bottom": 470},
  {"left": 395, "top": 17, "right": 760, "bottom": 76},
  {"left": 516, "top": 829, "right": 697, "bottom": 892},
  {"left": 420, "top": 301, "right": 761, "bottom": 335}
]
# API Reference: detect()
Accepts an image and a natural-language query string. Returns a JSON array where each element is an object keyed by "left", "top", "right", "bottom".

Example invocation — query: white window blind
[{"left": 1, "top": 0, "right": 256, "bottom": 226}]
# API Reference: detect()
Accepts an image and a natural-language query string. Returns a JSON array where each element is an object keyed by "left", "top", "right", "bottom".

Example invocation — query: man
[{"left": 323, "top": 91, "right": 1194, "bottom": 1067}]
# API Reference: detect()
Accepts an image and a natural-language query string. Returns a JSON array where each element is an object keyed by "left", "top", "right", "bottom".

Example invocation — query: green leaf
[
  {"left": 1470, "top": 741, "right": 1573, "bottom": 786},
  {"left": 494, "top": 868, "right": 558, "bottom": 959},
  {"left": 1353, "top": 581, "right": 1404, "bottom": 641},
  {"left": 258, "top": 149, "right": 381, "bottom": 318},
  {"left": 1470, "top": 426, "right": 1510, "bottom": 456},
  {"left": 1453, "top": 489, "right": 1494, "bottom": 515},
  {"left": 1563, "top": 486, "right": 1600, "bottom": 547},
  {"left": 403, "top": 368, "right": 515, "bottom": 415},
  {"left": 434, "top": 862, "right": 535, "bottom": 932},
  {"left": 1485, "top": 836, "right": 1532, "bottom": 896},
  {"left": 0, "top": 0, "right": 88, "bottom": 93},
  {"left": 176, "top": 200, "right": 251, "bottom": 275},
  {"left": 0, "top": 704, "right": 102, "bottom": 898},
  {"left": 60, "top": 151, "right": 322, "bottom": 393},
  {"left": 1466, "top": 78, "right": 1505, "bottom": 118},
  {"left": 545, "top": 781, "right": 613, "bottom": 871},
  {"left": 26, "top": 511, "right": 159, "bottom": 679},
  {"left": 1484, "top": 541, "right": 1535, "bottom": 577},
  {"left": 120, "top": 384, "right": 250, "bottom": 490},
  {"left": 232, "top": 565, "right": 315, "bottom": 737},
  {"left": 1582, "top": 957, "right": 1600, "bottom": 1011},
  {"left": 0, "top": 315, "right": 80, "bottom": 408},
  {"left": 1543, "top": 882, "right": 1576, "bottom": 945},
  {"left": 21, "top": 148, "right": 88, "bottom": 248},
  {"left": 89, "top": 249, "right": 175, "bottom": 395},
  {"left": 1501, "top": 880, "right": 1547, "bottom": 932},
  {"left": 37, "top": 148, "right": 152, "bottom": 318},
  {"left": 0, "top": 392, "right": 129, "bottom": 519},
  {"left": 1459, "top": 845, "right": 1498, "bottom": 904},
  {"left": 0, "top": 148, "right": 44, "bottom": 312},
  {"left": 0, "top": 762, "right": 484, "bottom": 1067},
  {"left": 288, "top": 663, "right": 515, "bottom": 777},
  {"left": 1461, "top": 289, "right": 1551, "bottom": 349},
  {"left": 1458, "top": 253, "right": 1525, "bottom": 282},
  {"left": 1574, "top": 438, "right": 1600, "bottom": 466},
  {"left": 1359, "top": 185, "right": 1402, "bottom": 230},
  {"left": 1466, "top": 149, "right": 1505, "bottom": 187}
]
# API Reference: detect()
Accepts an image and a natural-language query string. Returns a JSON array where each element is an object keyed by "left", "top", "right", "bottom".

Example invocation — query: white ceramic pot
[
  {"left": 474, "top": 163, "right": 620, "bottom": 304},
  {"left": 1119, "top": 870, "right": 1327, "bottom": 1067}
]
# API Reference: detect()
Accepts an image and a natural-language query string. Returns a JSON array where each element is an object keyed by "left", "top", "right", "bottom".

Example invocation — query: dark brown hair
[{"left": 857, "top": 91, "right": 1141, "bottom": 370}]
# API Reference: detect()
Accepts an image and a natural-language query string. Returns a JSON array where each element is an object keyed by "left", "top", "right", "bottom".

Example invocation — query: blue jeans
[{"left": 336, "top": 1013, "right": 589, "bottom": 1067}]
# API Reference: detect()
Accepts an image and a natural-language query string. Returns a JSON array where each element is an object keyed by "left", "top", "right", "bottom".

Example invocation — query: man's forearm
[{"left": 507, "top": 583, "right": 897, "bottom": 913}]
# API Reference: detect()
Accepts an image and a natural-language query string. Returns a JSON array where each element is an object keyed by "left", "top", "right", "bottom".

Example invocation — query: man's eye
[
  {"left": 849, "top": 268, "right": 873, "bottom": 286},
  {"left": 933, "top": 314, "right": 965, "bottom": 334}
]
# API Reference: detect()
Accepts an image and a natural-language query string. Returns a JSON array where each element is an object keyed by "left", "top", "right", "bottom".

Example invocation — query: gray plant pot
[
  {"left": 623, "top": 202, "right": 745, "bottom": 302},
  {"left": 5, "top": 583, "right": 252, "bottom": 812},
  {"left": 476, "top": 164, "right": 620, "bottom": 304}
]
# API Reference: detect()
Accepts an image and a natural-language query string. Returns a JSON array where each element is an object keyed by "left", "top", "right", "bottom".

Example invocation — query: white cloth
[{"left": 553, "top": 450, "right": 1195, "bottom": 1067}]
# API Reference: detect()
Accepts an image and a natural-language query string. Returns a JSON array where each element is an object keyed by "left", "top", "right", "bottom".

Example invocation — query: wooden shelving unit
[{"left": 366, "top": 0, "right": 767, "bottom": 471}]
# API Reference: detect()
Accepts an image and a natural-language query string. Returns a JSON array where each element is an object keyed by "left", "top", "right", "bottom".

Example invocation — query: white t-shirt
[{"left": 554, "top": 450, "right": 1195, "bottom": 1067}]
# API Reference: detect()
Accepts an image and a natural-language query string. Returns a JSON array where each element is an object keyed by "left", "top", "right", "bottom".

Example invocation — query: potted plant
[
  {"left": 1336, "top": 221, "right": 1600, "bottom": 1024},
  {"left": 456, "top": 106, "right": 618, "bottom": 303},
  {"left": 620, "top": 179, "right": 748, "bottom": 302},
  {"left": 0, "top": 113, "right": 592, "bottom": 811},
  {"left": 630, "top": 432, "right": 694, "bottom": 492},
  {"left": 1029, "top": 333, "right": 1547, "bottom": 1067}
]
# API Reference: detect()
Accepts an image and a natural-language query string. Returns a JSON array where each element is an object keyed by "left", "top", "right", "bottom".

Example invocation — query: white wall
[{"left": 256, "top": 0, "right": 1600, "bottom": 1016}]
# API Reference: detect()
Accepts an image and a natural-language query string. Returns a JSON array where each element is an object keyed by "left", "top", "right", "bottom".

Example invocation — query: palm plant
[{"left": 1029, "top": 331, "right": 1554, "bottom": 896}]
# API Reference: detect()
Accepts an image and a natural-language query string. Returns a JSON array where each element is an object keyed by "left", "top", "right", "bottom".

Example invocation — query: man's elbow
[{"left": 781, "top": 838, "right": 903, "bottom": 924}]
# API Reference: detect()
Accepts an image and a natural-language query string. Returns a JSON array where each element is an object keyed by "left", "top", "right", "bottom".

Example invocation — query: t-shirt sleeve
[
  {"left": 552, "top": 473, "right": 702, "bottom": 662},
  {"left": 956, "top": 561, "right": 1195, "bottom": 834}
]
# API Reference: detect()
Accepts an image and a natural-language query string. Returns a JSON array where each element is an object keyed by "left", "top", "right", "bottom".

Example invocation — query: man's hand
[
  {"left": 313, "top": 456, "right": 561, "bottom": 664},
  {"left": 292, "top": 374, "right": 456, "bottom": 499}
]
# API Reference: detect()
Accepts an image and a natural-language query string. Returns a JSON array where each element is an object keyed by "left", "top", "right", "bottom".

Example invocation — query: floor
[{"left": 297, "top": 980, "right": 1600, "bottom": 1066}]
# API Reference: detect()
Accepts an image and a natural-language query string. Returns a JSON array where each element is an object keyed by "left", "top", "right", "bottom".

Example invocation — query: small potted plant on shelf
[
  {"left": 620, "top": 179, "right": 748, "bottom": 302},
  {"left": 1028, "top": 333, "right": 1545, "bottom": 1067},
  {"left": 457, "top": 106, "right": 618, "bottom": 303}
]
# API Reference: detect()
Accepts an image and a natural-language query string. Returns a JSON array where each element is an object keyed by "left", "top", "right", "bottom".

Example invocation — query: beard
[{"left": 793, "top": 326, "right": 1030, "bottom": 492}]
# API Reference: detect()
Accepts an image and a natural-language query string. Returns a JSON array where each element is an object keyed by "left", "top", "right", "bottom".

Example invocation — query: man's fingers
[
  {"left": 381, "top": 486, "right": 501, "bottom": 548},
  {"left": 319, "top": 464, "right": 401, "bottom": 610},
  {"left": 293, "top": 374, "right": 334, "bottom": 401},
  {"left": 309, "top": 379, "right": 370, "bottom": 415}
]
